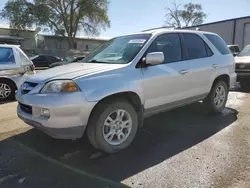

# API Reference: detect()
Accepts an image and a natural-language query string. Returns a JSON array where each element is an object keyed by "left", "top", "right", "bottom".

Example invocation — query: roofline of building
[
  {"left": 41, "top": 34, "right": 110, "bottom": 41},
  {"left": 0, "top": 24, "right": 36, "bottom": 32},
  {"left": 184, "top": 15, "right": 250, "bottom": 29},
  {"left": 0, "top": 35, "right": 24, "bottom": 40}
]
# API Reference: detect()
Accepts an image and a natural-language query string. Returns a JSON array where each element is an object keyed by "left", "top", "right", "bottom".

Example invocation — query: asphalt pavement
[{"left": 0, "top": 88, "right": 250, "bottom": 188}]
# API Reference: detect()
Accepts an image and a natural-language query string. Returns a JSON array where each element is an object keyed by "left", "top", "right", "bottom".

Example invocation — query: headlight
[{"left": 40, "top": 80, "right": 80, "bottom": 93}]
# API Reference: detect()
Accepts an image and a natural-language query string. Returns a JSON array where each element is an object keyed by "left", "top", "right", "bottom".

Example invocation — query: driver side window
[{"left": 148, "top": 33, "right": 182, "bottom": 63}]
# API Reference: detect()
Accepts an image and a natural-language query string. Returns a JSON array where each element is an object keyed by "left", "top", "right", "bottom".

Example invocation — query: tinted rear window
[
  {"left": 0, "top": 47, "right": 15, "bottom": 64},
  {"left": 205, "top": 34, "right": 230, "bottom": 55}
]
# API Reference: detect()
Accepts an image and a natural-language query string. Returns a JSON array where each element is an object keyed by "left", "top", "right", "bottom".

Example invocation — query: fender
[{"left": 74, "top": 65, "right": 145, "bottom": 105}]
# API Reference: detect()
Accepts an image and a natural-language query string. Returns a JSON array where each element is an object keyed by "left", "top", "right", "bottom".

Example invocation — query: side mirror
[
  {"left": 233, "top": 53, "right": 238, "bottom": 57},
  {"left": 145, "top": 52, "right": 164, "bottom": 65}
]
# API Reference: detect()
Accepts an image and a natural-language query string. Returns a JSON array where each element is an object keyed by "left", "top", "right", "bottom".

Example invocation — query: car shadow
[
  {"left": 5, "top": 102, "right": 238, "bottom": 183},
  {"left": 0, "top": 99, "right": 16, "bottom": 105},
  {"left": 231, "top": 82, "right": 250, "bottom": 93}
]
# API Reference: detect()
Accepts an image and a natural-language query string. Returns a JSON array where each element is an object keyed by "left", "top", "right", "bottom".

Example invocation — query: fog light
[{"left": 41, "top": 108, "right": 50, "bottom": 117}]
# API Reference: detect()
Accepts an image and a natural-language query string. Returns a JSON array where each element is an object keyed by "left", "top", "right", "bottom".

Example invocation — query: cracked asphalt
[{"left": 0, "top": 87, "right": 250, "bottom": 188}]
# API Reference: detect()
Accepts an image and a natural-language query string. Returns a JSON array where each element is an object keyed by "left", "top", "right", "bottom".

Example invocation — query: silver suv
[{"left": 16, "top": 29, "right": 236, "bottom": 153}]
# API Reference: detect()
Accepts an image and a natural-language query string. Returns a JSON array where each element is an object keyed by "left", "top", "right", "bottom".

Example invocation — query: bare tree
[
  {"left": 1, "top": 0, "right": 110, "bottom": 49},
  {"left": 165, "top": 2, "right": 182, "bottom": 28},
  {"left": 165, "top": 2, "right": 207, "bottom": 28}
]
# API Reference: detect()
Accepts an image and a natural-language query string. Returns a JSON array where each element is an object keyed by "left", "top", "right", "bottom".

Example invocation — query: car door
[
  {"left": 142, "top": 33, "right": 192, "bottom": 114},
  {"left": 33, "top": 56, "right": 47, "bottom": 68},
  {"left": 46, "top": 56, "right": 59, "bottom": 66},
  {"left": 0, "top": 47, "right": 18, "bottom": 75},
  {"left": 180, "top": 33, "right": 214, "bottom": 97}
]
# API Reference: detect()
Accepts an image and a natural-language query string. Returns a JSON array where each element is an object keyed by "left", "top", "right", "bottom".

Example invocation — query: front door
[{"left": 142, "top": 33, "right": 192, "bottom": 114}]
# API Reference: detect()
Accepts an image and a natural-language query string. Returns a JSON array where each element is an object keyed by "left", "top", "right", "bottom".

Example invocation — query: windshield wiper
[{"left": 90, "top": 59, "right": 108, "bottom": 63}]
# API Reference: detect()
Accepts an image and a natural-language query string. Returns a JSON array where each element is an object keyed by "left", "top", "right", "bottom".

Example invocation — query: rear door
[{"left": 180, "top": 33, "right": 214, "bottom": 97}]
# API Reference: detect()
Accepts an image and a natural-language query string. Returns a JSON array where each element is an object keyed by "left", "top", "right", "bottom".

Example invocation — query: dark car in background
[
  {"left": 30, "top": 55, "right": 63, "bottom": 68},
  {"left": 49, "top": 55, "right": 86, "bottom": 68}
]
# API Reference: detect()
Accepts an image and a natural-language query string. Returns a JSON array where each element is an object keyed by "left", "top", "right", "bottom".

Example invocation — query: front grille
[
  {"left": 21, "top": 82, "right": 38, "bottom": 95},
  {"left": 19, "top": 103, "right": 32, "bottom": 115},
  {"left": 235, "top": 63, "right": 250, "bottom": 69}
]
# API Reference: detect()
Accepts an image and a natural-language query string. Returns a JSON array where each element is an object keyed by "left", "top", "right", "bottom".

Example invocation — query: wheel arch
[
  {"left": 0, "top": 77, "right": 17, "bottom": 90},
  {"left": 87, "top": 91, "right": 144, "bottom": 129},
  {"left": 212, "top": 74, "right": 230, "bottom": 88}
]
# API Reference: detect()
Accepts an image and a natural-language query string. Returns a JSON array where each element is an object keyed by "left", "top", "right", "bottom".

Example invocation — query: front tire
[
  {"left": 87, "top": 99, "right": 138, "bottom": 153},
  {"left": 203, "top": 80, "right": 228, "bottom": 113},
  {"left": 0, "top": 79, "right": 16, "bottom": 101}
]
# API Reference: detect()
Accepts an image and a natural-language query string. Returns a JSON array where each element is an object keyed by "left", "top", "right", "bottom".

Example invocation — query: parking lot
[{"left": 0, "top": 86, "right": 250, "bottom": 188}]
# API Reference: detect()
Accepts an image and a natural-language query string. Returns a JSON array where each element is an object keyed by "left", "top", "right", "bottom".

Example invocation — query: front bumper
[
  {"left": 235, "top": 70, "right": 250, "bottom": 80},
  {"left": 16, "top": 90, "right": 97, "bottom": 139}
]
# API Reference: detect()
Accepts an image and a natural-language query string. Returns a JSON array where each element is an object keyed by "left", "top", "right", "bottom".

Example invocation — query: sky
[{"left": 0, "top": 0, "right": 250, "bottom": 38}]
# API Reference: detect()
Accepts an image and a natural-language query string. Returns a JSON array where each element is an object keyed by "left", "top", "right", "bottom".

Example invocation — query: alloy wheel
[
  {"left": 214, "top": 85, "right": 226, "bottom": 108},
  {"left": 102, "top": 109, "right": 132, "bottom": 146},
  {"left": 0, "top": 83, "right": 11, "bottom": 99}
]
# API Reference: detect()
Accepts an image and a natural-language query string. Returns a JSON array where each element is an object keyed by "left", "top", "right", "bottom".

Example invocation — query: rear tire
[
  {"left": 87, "top": 99, "right": 138, "bottom": 153},
  {"left": 0, "top": 79, "right": 16, "bottom": 101},
  {"left": 203, "top": 80, "right": 228, "bottom": 114}
]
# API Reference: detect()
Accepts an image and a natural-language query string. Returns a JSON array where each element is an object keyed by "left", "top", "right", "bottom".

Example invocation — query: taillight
[{"left": 31, "top": 64, "right": 35, "bottom": 71}]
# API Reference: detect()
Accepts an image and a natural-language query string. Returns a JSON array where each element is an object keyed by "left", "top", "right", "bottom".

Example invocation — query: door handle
[
  {"left": 212, "top": 64, "right": 219, "bottom": 68},
  {"left": 179, "top": 70, "right": 188, "bottom": 75}
]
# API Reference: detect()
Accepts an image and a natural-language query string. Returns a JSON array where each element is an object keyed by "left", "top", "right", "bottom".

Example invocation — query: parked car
[
  {"left": 228, "top": 44, "right": 240, "bottom": 56},
  {"left": 16, "top": 29, "right": 236, "bottom": 153},
  {"left": 49, "top": 55, "right": 86, "bottom": 68},
  {"left": 0, "top": 44, "right": 35, "bottom": 100},
  {"left": 30, "top": 55, "right": 63, "bottom": 68},
  {"left": 235, "top": 44, "right": 250, "bottom": 88}
]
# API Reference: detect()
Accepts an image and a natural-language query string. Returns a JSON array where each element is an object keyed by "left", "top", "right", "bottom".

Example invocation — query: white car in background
[
  {"left": 0, "top": 44, "right": 35, "bottom": 100},
  {"left": 235, "top": 45, "right": 250, "bottom": 88}
]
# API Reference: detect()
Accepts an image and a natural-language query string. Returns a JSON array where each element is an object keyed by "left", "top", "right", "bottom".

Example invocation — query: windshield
[
  {"left": 238, "top": 45, "right": 250, "bottom": 57},
  {"left": 84, "top": 34, "right": 151, "bottom": 64}
]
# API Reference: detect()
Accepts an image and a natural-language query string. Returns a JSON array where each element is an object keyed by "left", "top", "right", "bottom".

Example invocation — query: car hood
[
  {"left": 235, "top": 56, "right": 250, "bottom": 63},
  {"left": 27, "top": 63, "right": 125, "bottom": 83}
]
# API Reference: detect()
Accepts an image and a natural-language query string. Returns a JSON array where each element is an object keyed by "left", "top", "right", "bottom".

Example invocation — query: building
[
  {"left": 185, "top": 16, "right": 250, "bottom": 50},
  {"left": 0, "top": 26, "right": 109, "bottom": 57}
]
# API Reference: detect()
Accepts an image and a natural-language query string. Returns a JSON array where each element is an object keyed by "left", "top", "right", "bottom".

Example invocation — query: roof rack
[{"left": 141, "top": 26, "right": 175, "bottom": 32}]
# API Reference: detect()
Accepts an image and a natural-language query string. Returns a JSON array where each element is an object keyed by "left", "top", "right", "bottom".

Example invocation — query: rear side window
[
  {"left": 18, "top": 49, "right": 31, "bottom": 65},
  {"left": 182, "top": 33, "right": 210, "bottom": 60},
  {"left": 0, "top": 47, "right": 15, "bottom": 64},
  {"left": 36, "top": 56, "right": 46, "bottom": 61},
  {"left": 47, "top": 56, "right": 58, "bottom": 61},
  {"left": 205, "top": 34, "right": 230, "bottom": 55}
]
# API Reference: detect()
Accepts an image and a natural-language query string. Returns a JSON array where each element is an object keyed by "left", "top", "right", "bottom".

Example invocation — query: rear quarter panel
[{"left": 200, "top": 33, "right": 235, "bottom": 90}]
